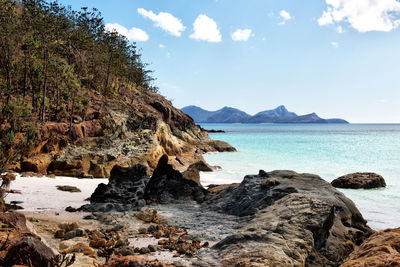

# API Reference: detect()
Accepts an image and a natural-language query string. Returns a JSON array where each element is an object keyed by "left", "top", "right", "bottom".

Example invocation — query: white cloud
[
  {"left": 232, "top": 29, "right": 252, "bottom": 41},
  {"left": 337, "top": 25, "right": 344, "bottom": 33},
  {"left": 137, "top": 8, "right": 185, "bottom": 36},
  {"left": 159, "top": 44, "right": 165, "bottom": 48},
  {"left": 318, "top": 0, "right": 400, "bottom": 32},
  {"left": 105, "top": 23, "right": 149, "bottom": 42},
  {"left": 279, "top": 10, "right": 293, "bottom": 25},
  {"left": 190, "top": 14, "right": 222, "bottom": 42},
  {"left": 280, "top": 10, "right": 292, "bottom": 20},
  {"left": 331, "top": 42, "right": 339, "bottom": 48}
]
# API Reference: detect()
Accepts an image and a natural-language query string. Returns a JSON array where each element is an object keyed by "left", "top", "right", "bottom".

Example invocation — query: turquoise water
[{"left": 200, "top": 123, "right": 400, "bottom": 230}]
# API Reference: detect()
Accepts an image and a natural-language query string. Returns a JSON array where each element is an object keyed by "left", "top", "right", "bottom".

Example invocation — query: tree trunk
[
  {"left": 41, "top": 46, "right": 48, "bottom": 123},
  {"left": 104, "top": 51, "right": 113, "bottom": 91}
]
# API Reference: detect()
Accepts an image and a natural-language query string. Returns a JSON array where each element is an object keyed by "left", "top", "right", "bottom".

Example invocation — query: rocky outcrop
[
  {"left": 145, "top": 155, "right": 208, "bottom": 203},
  {"left": 88, "top": 164, "right": 150, "bottom": 211},
  {"left": 11, "top": 88, "right": 235, "bottom": 177},
  {"left": 86, "top": 155, "right": 208, "bottom": 211},
  {"left": 0, "top": 212, "right": 56, "bottom": 266},
  {"left": 340, "top": 228, "right": 400, "bottom": 267},
  {"left": 331, "top": 172, "right": 386, "bottom": 189},
  {"left": 205, "top": 170, "right": 374, "bottom": 266}
]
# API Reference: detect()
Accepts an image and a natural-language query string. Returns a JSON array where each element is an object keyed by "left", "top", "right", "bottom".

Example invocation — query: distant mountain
[
  {"left": 248, "top": 105, "right": 297, "bottom": 123},
  {"left": 181, "top": 105, "right": 348, "bottom": 124}
]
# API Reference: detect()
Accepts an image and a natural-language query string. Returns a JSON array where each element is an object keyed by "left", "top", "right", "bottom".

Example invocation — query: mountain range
[{"left": 181, "top": 105, "right": 348, "bottom": 124}]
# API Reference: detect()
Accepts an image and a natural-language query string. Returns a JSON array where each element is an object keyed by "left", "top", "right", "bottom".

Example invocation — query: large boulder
[
  {"left": 3, "top": 237, "right": 56, "bottom": 267},
  {"left": 341, "top": 228, "right": 400, "bottom": 267},
  {"left": 206, "top": 170, "right": 374, "bottom": 266},
  {"left": 0, "top": 212, "right": 56, "bottom": 267},
  {"left": 331, "top": 172, "right": 386, "bottom": 189},
  {"left": 89, "top": 164, "right": 150, "bottom": 210},
  {"left": 144, "top": 155, "right": 209, "bottom": 203}
]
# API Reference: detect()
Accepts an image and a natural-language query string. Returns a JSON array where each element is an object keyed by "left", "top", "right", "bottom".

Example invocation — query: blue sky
[{"left": 59, "top": 0, "right": 400, "bottom": 123}]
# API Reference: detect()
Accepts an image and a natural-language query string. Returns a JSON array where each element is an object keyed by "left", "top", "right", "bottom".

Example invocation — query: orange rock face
[
  {"left": 11, "top": 87, "right": 235, "bottom": 177},
  {"left": 341, "top": 228, "right": 400, "bottom": 267}
]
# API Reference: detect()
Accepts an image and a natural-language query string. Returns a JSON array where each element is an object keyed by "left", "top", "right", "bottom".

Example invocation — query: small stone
[
  {"left": 148, "top": 245, "right": 157, "bottom": 252},
  {"left": 116, "top": 246, "right": 135, "bottom": 256},
  {"left": 89, "top": 238, "right": 106, "bottom": 248},
  {"left": 138, "top": 227, "right": 148, "bottom": 234},
  {"left": 112, "top": 225, "right": 124, "bottom": 232},
  {"left": 75, "top": 228, "right": 84, "bottom": 237},
  {"left": 64, "top": 230, "right": 76, "bottom": 240},
  {"left": 56, "top": 185, "right": 81, "bottom": 192},
  {"left": 139, "top": 247, "right": 151, "bottom": 254},
  {"left": 92, "top": 229, "right": 105, "bottom": 238},
  {"left": 115, "top": 239, "right": 127, "bottom": 248},
  {"left": 59, "top": 222, "right": 79, "bottom": 232},
  {"left": 65, "top": 206, "right": 77, "bottom": 212},
  {"left": 59, "top": 240, "right": 75, "bottom": 250},
  {"left": 83, "top": 214, "right": 95, "bottom": 220},
  {"left": 202, "top": 241, "right": 209, "bottom": 248},
  {"left": 54, "top": 229, "right": 65, "bottom": 238},
  {"left": 148, "top": 224, "right": 158, "bottom": 233}
]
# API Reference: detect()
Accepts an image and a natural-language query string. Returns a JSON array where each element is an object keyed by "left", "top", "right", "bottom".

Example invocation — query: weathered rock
[
  {"left": 207, "top": 183, "right": 239, "bottom": 193},
  {"left": 182, "top": 160, "right": 213, "bottom": 185},
  {"left": 148, "top": 244, "right": 157, "bottom": 252},
  {"left": 10, "top": 84, "right": 236, "bottom": 178},
  {"left": 341, "top": 228, "right": 400, "bottom": 267},
  {"left": 139, "top": 247, "right": 151, "bottom": 254},
  {"left": 144, "top": 155, "right": 208, "bottom": 203},
  {"left": 136, "top": 209, "right": 162, "bottom": 224},
  {"left": 89, "top": 238, "right": 107, "bottom": 248},
  {"left": 90, "top": 164, "right": 150, "bottom": 209},
  {"left": 205, "top": 170, "right": 373, "bottom": 266},
  {"left": 331, "top": 172, "right": 386, "bottom": 189},
  {"left": 3, "top": 237, "right": 56, "bottom": 267},
  {"left": 56, "top": 185, "right": 81, "bottom": 192}
]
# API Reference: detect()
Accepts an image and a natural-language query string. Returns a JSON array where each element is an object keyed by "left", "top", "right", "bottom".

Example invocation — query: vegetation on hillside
[{"left": 0, "top": 0, "right": 159, "bottom": 171}]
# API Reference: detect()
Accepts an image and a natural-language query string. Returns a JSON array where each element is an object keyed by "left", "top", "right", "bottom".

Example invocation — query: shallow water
[{"left": 200, "top": 123, "right": 400, "bottom": 230}]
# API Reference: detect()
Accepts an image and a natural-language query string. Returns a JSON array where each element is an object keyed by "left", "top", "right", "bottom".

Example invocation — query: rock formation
[
  {"left": 182, "top": 160, "right": 214, "bottom": 185},
  {"left": 340, "top": 228, "right": 400, "bottom": 267},
  {"left": 144, "top": 155, "right": 209, "bottom": 203},
  {"left": 85, "top": 162, "right": 374, "bottom": 266},
  {"left": 331, "top": 172, "right": 386, "bottom": 189},
  {"left": 9, "top": 88, "right": 235, "bottom": 178},
  {"left": 204, "top": 170, "right": 374, "bottom": 266},
  {"left": 0, "top": 212, "right": 56, "bottom": 266},
  {"left": 87, "top": 155, "right": 208, "bottom": 211}
]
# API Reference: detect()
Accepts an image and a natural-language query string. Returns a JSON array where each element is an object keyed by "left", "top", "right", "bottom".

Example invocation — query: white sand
[{"left": 5, "top": 174, "right": 106, "bottom": 211}]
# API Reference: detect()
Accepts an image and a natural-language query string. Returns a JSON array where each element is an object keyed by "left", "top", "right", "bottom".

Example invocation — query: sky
[{"left": 59, "top": 0, "right": 400, "bottom": 123}]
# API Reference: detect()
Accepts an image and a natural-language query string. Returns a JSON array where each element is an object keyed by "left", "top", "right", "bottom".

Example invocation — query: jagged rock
[
  {"left": 144, "top": 155, "right": 208, "bottom": 203},
  {"left": 3, "top": 237, "right": 56, "bottom": 267},
  {"left": 331, "top": 172, "right": 386, "bottom": 189},
  {"left": 182, "top": 160, "right": 213, "bottom": 185},
  {"left": 340, "top": 228, "right": 400, "bottom": 267},
  {"left": 90, "top": 164, "right": 150, "bottom": 209},
  {"left": 206, "top": 170, "right": 374, "bottom": 266}
]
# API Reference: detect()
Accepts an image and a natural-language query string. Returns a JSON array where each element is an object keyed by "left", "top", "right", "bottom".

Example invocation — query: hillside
[
  {"left": 0, "top": 0, "right": 234, "bottom": 176},
  {"left": 182, "top": 105, "right": 349, "bottom": 124}
]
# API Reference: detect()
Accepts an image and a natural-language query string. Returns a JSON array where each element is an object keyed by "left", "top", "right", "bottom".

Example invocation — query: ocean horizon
[{"left": 200, "top": 123, "right": 400, "bottom": 230}]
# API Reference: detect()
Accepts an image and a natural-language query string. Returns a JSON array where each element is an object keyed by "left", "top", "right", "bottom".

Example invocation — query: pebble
[
  {"left": 139, "top": 247, "right": 151, "bottom": 254},
  {"left": 148, "top": 244, "right": 157, "bottom": 252}
]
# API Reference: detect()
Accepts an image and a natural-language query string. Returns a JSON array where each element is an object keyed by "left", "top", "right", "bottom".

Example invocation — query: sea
[{"left": 199, "top": 123, "right": 400, "bottom": 230}]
